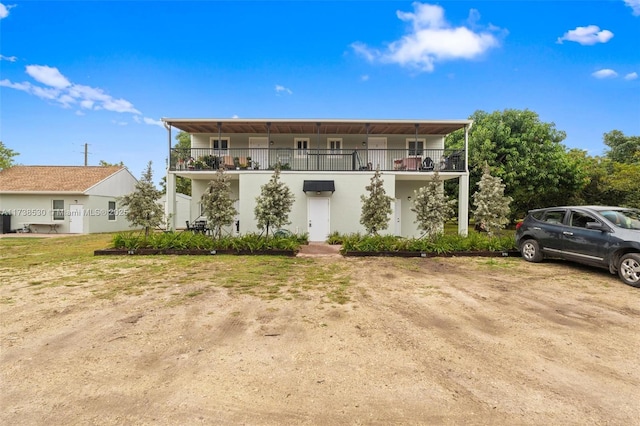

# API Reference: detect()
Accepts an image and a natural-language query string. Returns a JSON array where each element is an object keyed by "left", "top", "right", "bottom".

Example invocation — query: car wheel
[
  {"left": 520, "top": 239, "right": 543, "bottom": 263},
  {"left": 618, "top": 253, "right": 640, "bottom": 288}
]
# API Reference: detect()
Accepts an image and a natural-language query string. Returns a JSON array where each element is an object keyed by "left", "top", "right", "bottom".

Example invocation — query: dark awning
[{"left": 303, "top": 180, "right": 335, "bottom": 193}]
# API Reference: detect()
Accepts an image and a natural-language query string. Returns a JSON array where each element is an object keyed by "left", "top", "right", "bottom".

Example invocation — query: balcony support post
[
  {"left": 164, "top": 122, "right": 176, "bottom": 231},
  {"left": 457, "top": 123, "right": 472, "bottom": 236}
]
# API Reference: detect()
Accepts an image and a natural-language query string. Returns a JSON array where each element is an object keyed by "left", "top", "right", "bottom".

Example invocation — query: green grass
[{"left": 0, "top": 234, "right": 354, "bottom": 304}]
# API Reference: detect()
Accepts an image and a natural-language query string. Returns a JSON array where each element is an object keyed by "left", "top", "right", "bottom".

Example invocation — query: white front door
[
  {"left": 69, "top": 204, "right": 83, "bottom": 234},
  {"left": 249, "top": 137, "right": 268, "bottom": 170},
  {"left": 394, "top": 199, "right": 402, "bottom": 236},
  {"left": 367, "top": 137, "right": 387, "bottom": 170},
  {"left": 307, "top": 197, "right": 330, "bottom": 242}
]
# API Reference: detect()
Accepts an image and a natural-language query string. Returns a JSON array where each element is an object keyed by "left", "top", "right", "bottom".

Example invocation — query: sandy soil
[{"left": 1, "top": 253, "right": 639, "bottom": 425}]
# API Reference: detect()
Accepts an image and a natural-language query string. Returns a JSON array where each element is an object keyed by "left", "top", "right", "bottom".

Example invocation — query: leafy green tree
[
  {"left": 360, "top": 167, "right": 393, "bottom": 235},
  {"left": 119, "top": 161, "right": 164, "bottom": 237},
  {"left": 201, "top": 168, "right": 237, "bottom": 238},
  {"left": 411, "top": 171, "right": 456, "bottom": 238},
  {"left": 472, "top": 164, "right": 512, "bottom": 237},
  {"left": 605, "top": 162, "right": 640, "bottom": 208},
  {"left": 98, "top": 160, "right": 125, "bottom": 167},
  {"left": 0, "top": 141, "right": 19, "bottom": 170},
  {"left": 603, "top": 130, "right": 640, "bottom": 164},
  {"left": 446, "top": 109, "right": 585, "bottom": 219},
  {"left": 161, "top": 131, "right": 192, "bottom": 196},
  {"left": 254, "top": 167, "right": 294, "bottom": 237}
]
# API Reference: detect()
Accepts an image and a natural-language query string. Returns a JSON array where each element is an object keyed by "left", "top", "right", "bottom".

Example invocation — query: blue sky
[{"left": 1, "top": 0, "right": 639, "bottom": 183}]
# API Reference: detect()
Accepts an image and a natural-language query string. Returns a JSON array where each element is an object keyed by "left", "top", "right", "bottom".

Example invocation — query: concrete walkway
[{"left": 297, "top": 242, "right": 342, "bottom": 257}]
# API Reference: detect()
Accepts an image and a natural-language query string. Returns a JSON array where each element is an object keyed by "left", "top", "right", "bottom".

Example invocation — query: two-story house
[{"left": 162, "top": 118, "right": 472, "bottom": 241}]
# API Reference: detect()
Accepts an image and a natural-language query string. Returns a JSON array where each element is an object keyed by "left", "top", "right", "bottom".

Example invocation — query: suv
[{"left": 515, "top": 206, "right": 640, "bottom": 287}]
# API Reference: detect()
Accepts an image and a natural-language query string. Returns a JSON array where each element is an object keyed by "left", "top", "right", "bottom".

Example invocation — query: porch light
[
  {"left": 362, "top": 141, "right": 366, "bottom": 146},
  {"left": 270, "top": 140, "right": 274, "bottom": 145}
]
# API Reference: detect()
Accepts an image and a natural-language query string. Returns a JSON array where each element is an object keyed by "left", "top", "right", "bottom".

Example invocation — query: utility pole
[{"left": 84, "top": 143, "right": 89, "bottom": 166}]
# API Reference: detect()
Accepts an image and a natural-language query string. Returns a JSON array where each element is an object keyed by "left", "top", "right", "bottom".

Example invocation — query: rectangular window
[
  {"left": 407, "top": 138, "right": 425, "bottom": 156},
  {"left": 52, "top": 200, "right": 64, "bottom": 221},
  {"left": 108, "top": 201, "right": 116, "bottom": 221},
  {"left": 295, "top": 138, "right": 309, "bottom": 157},
  {"left": 209, "top": 137, "right": 230, "bottom": 155},
  {"left": 328, "top": 138, "right": 342, "bottom": 154}
]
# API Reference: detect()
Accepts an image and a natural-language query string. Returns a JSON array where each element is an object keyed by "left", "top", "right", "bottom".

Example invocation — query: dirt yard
[{"left": 1, "top": 248, "right": 639, "bottom": 425}]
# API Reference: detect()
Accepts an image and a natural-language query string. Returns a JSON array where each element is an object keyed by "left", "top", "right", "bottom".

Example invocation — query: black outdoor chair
[
  {"left": 421, "top": 157, "right": 434, "bottom": 171},
  {"left": 352, "top": 151, "right": 371, "bottom": 170}
]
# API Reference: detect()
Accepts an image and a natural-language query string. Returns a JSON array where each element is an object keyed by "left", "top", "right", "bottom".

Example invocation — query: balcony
[{"left": 170, "top": 148, "right": 466, "bottom": 173}]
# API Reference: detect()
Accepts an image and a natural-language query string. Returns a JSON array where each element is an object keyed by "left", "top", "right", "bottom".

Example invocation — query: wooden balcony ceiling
[{"left": 163, "top": 119, "right": 471, "bottom": 135}]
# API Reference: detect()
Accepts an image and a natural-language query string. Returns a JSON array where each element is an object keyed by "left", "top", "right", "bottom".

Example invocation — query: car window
[
  {"left": 541, "top": 210, "right": 565, "bottom": 225},
  {"left": 569, "top": 211, "right": 599, "bottom": 229},
  {"left": 601, "top": 209, "right": 640, "bottom": 230},
  {"left": 531, "top": 211, "right": 544, "bottom": 220}
]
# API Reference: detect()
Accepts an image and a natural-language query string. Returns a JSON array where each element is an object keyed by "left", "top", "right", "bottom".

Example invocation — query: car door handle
[{"left": 563, "top": 231, "right": 573, "bottom": 236}]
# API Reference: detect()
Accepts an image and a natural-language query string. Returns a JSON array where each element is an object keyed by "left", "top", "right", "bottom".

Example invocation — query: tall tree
[
  {"left": 603, "top": 130, "right": 640, "bottom": 164},
  {"left": 0, "top": 141, "right": 19, "bottom": 170},
  {"left": 161, "top": 131, "right": 193, "bottom": 196},
  {"left": 254, "top": 167, "right": 294, "bottom": 237},
  {"left": 472, "top": 164, "right": 512, "bottom": 237},
  {"left": 446, "top": 109, "right": 585, "bottom": 219},
  {"left": 411, "top": 171, "right": 456, "bottom": 238},
  {"left": 98, "top": 160, "right": 125, "bottom": 167},
  {"left": 605, "top": 162, "right": 640, "bottom": 208},
  {"left": 360, "top": 167, "right": 393, "bottom": 235},
  {"left": 119, "top": 161, "right": 164, "bottom": 237},
  {"left": 201, "top": 168, "right": 237, "bottom": 238}
]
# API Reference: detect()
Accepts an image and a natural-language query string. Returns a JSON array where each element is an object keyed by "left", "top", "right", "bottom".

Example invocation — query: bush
[
  {"left": 110, "top": 231, "right": 304, "bottom": 252},
  {"left": 339, "top": 231, "right": 516, "bottom": 253}
]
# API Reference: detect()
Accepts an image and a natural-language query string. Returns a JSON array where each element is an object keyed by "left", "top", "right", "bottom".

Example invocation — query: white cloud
[
  {"left": 112, "top": 120, "right": 128, "bottom": 126},
  {"left": 624, "top": 72, "right": 638, "bottom": 80},
  {"left": 0, "top": 54, "right": 17, "bottom": 62},
  {"left": 143, "top": 117, "right": 164, "bottom": 127},
  {"left": 557, "top": 25, "right": 614, "bottom": 45},
  {"left": 361, "top": 75, "right": 370, "bottom": 82},
  {"left": 26, "top": 65, "right": 71, "bottom": 88},
  {"left": 275, "top": 84, "right": 293, "bottom": 95},
  {"left": 624, "top": 0, "right": 640, "bottom": 16},
  {"left": 2, "top": 64, "right": 141, "bottom": 115},
  {"left": 592, "top": 69, "right": 618, "bottom": 79},
  {"left": 351, "top": 2, "right": 502, "bottom": 72},
  {"left": 0, "top": 3, "right": 15, "bottom": 19}
]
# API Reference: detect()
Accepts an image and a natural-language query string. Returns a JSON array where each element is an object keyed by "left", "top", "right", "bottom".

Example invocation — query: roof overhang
[{"left": 161, "top": 118, "right": 472, "bottom": 136}]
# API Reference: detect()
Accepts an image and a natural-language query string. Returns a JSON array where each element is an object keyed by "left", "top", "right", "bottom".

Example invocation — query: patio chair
[
  {"left": 352, "top": 151, "right": 371, "bottom": 170},
  {"left": 421, "top": 157, "right": 434, "bottom": 171},
  {"left": 222, "top": 155, "right": 235, "bottom": 169}
]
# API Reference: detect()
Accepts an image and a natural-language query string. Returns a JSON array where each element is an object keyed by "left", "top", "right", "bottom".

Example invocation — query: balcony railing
[{"left": 170, "top": 148, "right": 466, "bottom": 172}]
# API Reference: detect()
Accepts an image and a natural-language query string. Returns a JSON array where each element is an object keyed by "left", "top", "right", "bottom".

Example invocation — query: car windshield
[{"left": 600, "top": 209, "right": 640, "bottom": 230}]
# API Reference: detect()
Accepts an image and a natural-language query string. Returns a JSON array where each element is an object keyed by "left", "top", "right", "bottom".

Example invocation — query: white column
[
  {"left": 458, "top": 122, "right": 471, "bottom": 236},
  {"left": 458, "top": 173, "right": 469, "bottom": 236},
  {"left": 166, "top": 172, "right": 177, "bottom": 231}
]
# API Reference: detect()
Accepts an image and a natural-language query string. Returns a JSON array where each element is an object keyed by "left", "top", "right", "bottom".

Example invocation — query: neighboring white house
[
  {"left": 0, "top": 166, "right": 138, "bottom": 234},
  {"left": 159, "top": 192, "right": 192, "bottom": 229},
  {"left": 162, "top": 118, "right": 472, "bottom": 241}
]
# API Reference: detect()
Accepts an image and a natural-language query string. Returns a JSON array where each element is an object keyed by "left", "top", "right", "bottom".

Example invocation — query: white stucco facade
[{"left": 163, "top": 118, "right": 472, "bottom": 241}]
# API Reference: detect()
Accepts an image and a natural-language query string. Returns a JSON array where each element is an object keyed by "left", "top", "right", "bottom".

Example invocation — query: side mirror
[{"left": 586, "top": 222, "right": 608, "bottom": 231}]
